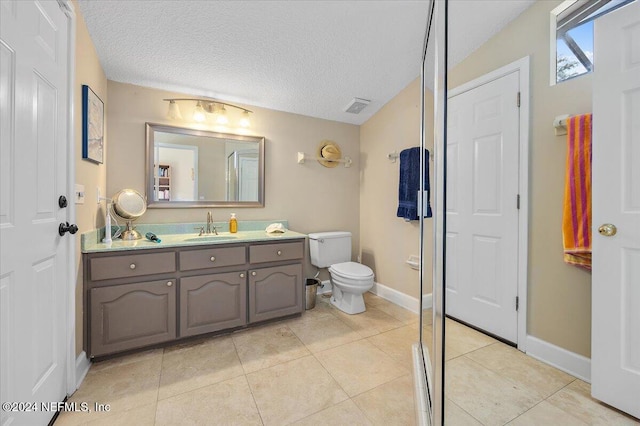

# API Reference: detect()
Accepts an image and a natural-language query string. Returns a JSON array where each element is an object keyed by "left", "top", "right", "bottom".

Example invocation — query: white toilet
[{"left": 309, "top": 232, "right": 374, "bottom": 314}]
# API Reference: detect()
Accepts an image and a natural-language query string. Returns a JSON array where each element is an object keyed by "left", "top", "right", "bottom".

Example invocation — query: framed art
[{"left": 82, "top": 85, "right": 104, "bottom": 164}]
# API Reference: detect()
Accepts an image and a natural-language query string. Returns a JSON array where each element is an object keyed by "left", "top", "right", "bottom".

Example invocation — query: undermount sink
[{"left": 183, "top": 235, "right": 238, "bottom": 242}]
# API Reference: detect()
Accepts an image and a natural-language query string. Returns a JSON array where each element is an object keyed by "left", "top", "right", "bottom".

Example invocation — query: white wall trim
[
  {"left": 370, "top": 282, "right": 420, "bottom": 314},
  {"left": 448, "top": 56, "right": 530, "bottom": 352},
  {"left": 318, "top": 279, "right": 332, "bottom": 295},
  {"left": 526, "top": 335, "right": 591, "bottom": 383},
  {"left": 422, "top": 292, "right": 432, "bottom": 309},
  {"left": 75, "top": 352, "right": 91, "bottom": 390}
]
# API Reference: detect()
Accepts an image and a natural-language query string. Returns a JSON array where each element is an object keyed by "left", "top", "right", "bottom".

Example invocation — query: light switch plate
[{"left": 75, "top": 184, "right": 85, "bottom": 204}]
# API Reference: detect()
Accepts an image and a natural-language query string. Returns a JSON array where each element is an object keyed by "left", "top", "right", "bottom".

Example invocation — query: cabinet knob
[
  {"left": 277, "top": 250, "right": 282, "bottom": 256},
  {"left": 210, "top": 256, "right": 216, "bottom": 262},
  {"left": 166, "top": 281, "right": 173, "bottom": 287},
  {"left": 251, "top": 271, "right": 257, "bottom": 276},
  {"left": 130, "top": 263, "right": 136, "bottom": 270},
  {"left": 240, "top": 273, "right": 245, "bottom": 278}
]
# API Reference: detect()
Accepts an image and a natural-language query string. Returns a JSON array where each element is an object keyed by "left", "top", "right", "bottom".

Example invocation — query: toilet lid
[{"left": 330, "top": 262, "right": 374, "bottom": 280}]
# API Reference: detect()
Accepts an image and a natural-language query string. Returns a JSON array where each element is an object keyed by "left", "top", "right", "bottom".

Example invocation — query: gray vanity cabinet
[
  {"left": 180, "top": 271, "right": 247, "bottom": 337},
  {"left": 84, "top": 237, "right": 305, "bottom": 358},
  {"left": 90, "top": 279, "right": 177, "bottom": 357},
  {"left": 249, "top": 264, "right": 303, "bottom": 323}
]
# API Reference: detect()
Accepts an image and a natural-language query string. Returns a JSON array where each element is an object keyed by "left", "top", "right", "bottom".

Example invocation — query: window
[{"left": 551, "top": 0, "right": 635, "bottom": 84}]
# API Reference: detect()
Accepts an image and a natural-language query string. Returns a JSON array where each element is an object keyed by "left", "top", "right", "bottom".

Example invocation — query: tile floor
[{"left": 55, "top": 293, "right": 638, "bottom": 425}]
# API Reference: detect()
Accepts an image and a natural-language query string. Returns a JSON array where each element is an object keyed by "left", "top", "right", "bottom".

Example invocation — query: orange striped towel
[{"left": 562, "top": 114, "right": 592, "bottom": 271}]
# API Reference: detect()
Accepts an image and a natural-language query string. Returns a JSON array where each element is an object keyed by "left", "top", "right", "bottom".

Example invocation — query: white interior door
[
  {"left": 238, "top": 156, "right": 258, "bottom": 201},
  {"left": 591, "top": 1, "right": 640, "bottom": 418},
  {"left": 446, "top": 71, "right": 520, "bottom": 344},
  {"left": 1, "top": 1, "right": 70, "bottom": 424},
  {"left": 158, "top": 145, "right": 198, "bottom": 201}
]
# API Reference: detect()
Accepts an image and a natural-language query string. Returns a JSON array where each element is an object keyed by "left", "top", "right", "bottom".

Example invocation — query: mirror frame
[{"left": 145, "top": 123, "right": 265, "bottom": 208}]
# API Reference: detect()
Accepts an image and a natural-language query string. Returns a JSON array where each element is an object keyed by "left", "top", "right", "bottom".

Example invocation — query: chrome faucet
[{"left": 206, "top": 211, "right": 218, "bottom": 235}]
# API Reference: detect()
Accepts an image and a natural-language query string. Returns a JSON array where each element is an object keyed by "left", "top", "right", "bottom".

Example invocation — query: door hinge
[
  {"left": 516, "top": 296, "right": 519, "bottom": 311},
  {"left": 517, "top": 92, "right": 521, "bottom": 108},
  {"left": 517, "top": 194, "right": 520, "bottom": 209}
]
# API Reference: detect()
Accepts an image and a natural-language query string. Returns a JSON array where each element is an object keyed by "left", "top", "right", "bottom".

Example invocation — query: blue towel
[{"left": 397, "top": 147, "right": 432, "bottom": 221}]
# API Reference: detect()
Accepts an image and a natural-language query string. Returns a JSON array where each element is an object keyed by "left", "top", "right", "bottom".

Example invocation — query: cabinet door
[
  {"left": 249, "top": 264, "right": 302, "bottom": 323},
  {"left": 180, "top": 272, "right": 247, "bottom": 337},
  {"left": 90, "top": 279, "right": 176, "bottom": 357}
]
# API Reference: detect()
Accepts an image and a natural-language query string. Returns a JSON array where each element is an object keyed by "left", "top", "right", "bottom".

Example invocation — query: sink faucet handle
[
  {"left": 194, "top": 226, "right": 205, "bottom": 236},
  {"left": 212, "top": 225, "right": 219, "bottom": 235}
]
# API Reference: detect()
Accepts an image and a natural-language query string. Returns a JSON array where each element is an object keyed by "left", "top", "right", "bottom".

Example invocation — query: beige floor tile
[
  {"left": 445, "top": 398, "right": 483, "bottom": 426},
  {"left": 367, "top": 325, "right": 419, "bottom": 367},
  {"left": 353, "top": 374, "right": 416, "bottom": 425},
  {"left": 507, "top": 401, "right": 587, "bottom": 426},
  {"left": 247, "top": 355, "right": 348, "bottom": 425},
  {"left": 57, "top": 355, "right": 162, "bottom": 426},
  {"left": 85, "top": 403, "right": 157, "bottom": 426},
  {"left": 363, "top": 292, "right": 387, "bottom": 307},
  {"left": 293, "top": 399, "right": 372, "bottom": 426},
  {"left": 331, "top": 306, "right": 405, "bottom": 338},
  {"left": 445, "top": 356, "right": 540, "bottom": 425},
  {"left": 288, "top": 310, "right": 362, "bottom": 353},
  {"left": 155, "top": 375, "right": 261, "bottom": 425},
  {"left": 445, "top": 319, "right": 496, "bottom": 359},
  {"left": 318, "top": 339, "right": 409, "bottom": 397},
  {"left": 466, "top": 343, "right": 575, "bottom": 399},
  {"left": 232, "top": 322, "right": 310, "bottom": 373},
  {"left": 88, "top": 348, "right": 164, "bottom": 374},
  {"left": 313, "top": 293, "right": 337, "bottom": 313},
  {"left": 373, "top": 299, "right": 419, "bottom": 324},
  {"left": 546, "top": 379, "right": 639, "bottom": 425},
  {"left": 158, "top": 335, "right": 244, "bottom": 400}
]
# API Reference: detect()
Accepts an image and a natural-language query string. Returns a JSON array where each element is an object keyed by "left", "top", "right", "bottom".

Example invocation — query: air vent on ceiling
[{"left": 344, "top": 97, "right": 371, "bottom": 114}]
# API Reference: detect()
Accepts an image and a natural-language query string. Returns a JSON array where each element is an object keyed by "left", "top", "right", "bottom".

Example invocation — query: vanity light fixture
[
  {"left": 167, "top": 100, "right": 183, "bottom": 120},
  {"left": 239, "top": 110, "right": 251, "bottom": 128},
  {"left": 163, "top": 98, "right": 253, "bottom": 128},
  {"left": 192, "top": 101, "right": 206, "bottom": 122}
]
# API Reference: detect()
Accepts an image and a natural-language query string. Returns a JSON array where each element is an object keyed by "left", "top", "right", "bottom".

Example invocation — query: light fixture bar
[{"left": 163, "top": 98, "right": 253, "bottom": 114}]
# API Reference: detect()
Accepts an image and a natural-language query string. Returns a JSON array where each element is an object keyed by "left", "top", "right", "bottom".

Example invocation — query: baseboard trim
[
  {"left": 75, "top": 351, "right": 91, "bottom": 390},
  {"left": 422, "top": 293, "right": 432, "bottom": 309},
  {"left": 525, "top": 335, "right": 591, "bottom": 382},
  {"left": 317, "top": 279, "right": 332, "bottom": 295},
  {"left": 370, "top": 282, "right": 429, "bottom": 314}
]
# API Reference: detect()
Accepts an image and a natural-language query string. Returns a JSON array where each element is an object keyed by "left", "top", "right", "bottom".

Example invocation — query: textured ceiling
[{"left": 78, "top": 0, "right": 535, "bottom": 125}]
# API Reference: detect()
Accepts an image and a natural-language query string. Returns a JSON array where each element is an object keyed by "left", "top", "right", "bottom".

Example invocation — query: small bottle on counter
[{"left": 229, "top": 213, "right": 238, "bottom": 233}]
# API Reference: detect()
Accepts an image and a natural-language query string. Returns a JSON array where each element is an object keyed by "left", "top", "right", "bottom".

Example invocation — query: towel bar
[
  {"left": 554, "top": 114, "right": 570, "bottom": 136},
  {"left": 297, "top": 152, "right": 352, "bottom": 168}
]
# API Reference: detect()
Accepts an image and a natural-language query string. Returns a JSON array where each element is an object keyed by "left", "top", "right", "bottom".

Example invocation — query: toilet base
[{"left": 330, "top": 286, "right": 366, "bottom": 315}]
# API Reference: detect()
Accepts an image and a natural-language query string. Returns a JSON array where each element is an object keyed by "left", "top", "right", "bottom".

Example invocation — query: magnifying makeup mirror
[{"left": 112, "top": 189, "right": 147, "bottom": 240}]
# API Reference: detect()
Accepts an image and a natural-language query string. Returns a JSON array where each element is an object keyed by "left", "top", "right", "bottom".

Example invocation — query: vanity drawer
[
  {"left": 90, "top": 252, "right": 176, "bottom": 281},
  {"left": 249, "top": 241, "right": 303, "bottom": 264},
  {"left": 180, "top": 246, "right": 246, "bottom": 271}
]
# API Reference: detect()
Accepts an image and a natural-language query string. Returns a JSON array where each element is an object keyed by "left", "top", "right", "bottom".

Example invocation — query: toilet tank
[{"left": 308, "top": 231, "right": 352, "bottom": 268}]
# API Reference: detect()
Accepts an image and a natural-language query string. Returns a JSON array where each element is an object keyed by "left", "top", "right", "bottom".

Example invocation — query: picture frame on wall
[{"left": 82, "top": 85, "right": 104, "bottom": 164}]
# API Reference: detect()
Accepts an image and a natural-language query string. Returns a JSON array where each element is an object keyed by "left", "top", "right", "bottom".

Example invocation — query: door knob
[
  {"left": 598, "top": 223, "right": 617, "bottom": 237},
  {"left": 58, "top": 222, "right": 78, "bottom": 236}
]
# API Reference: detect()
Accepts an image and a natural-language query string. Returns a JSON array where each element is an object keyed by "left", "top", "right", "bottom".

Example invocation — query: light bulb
[
  {"left": 239, "top": 110, "right": 251, "bottom": 128},
  {"left": 167, "top": 100, "right": 182, "bottom": 120},
  {"left": 216, "top": 105, "right": 229, "bottom": 125},
  {"left": 193, "top": 101, "right": 206, "bottom": 122}
]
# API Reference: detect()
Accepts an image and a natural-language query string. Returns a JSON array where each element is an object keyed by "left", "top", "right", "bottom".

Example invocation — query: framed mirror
[{"left": 145, "top": 123, "right": 265, "bottom": 208}]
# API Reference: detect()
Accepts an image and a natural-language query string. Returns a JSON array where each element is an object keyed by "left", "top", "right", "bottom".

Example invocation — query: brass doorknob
[{"left": 598, "top": 223, "right": 617, "bottom": 237}]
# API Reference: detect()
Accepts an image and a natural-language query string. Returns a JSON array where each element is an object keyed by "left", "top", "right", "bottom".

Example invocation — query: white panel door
[
  {"left": 0, "top": 1, "right": 70, "bottom": 425},
  {"left": 592, "top": 1, "right": 640, "bottom": 418},
  {"left": 446, "top": 71, "right": 520, "bottom": 343},
  {"left": 238, "top": 156, "right": 258, "bottom": 201}
]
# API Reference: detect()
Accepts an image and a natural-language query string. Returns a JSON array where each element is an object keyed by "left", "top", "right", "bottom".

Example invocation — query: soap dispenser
[{"left": 229, "top": 213, "right": 238, "bottom": 233}]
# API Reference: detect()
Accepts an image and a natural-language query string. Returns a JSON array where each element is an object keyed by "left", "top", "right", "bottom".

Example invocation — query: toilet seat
[{"left": 329, "top": 262, "right": 374, "bottom": 281}]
